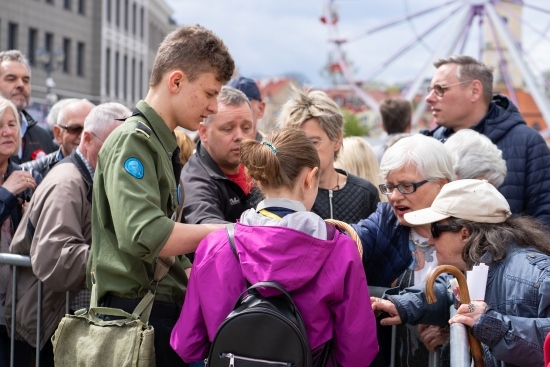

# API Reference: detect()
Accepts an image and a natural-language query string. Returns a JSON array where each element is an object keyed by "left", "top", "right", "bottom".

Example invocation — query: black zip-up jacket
[
  {"left": 181, "top": 140, "right": 262, "bottom": 224},
  {"left": 12, "top": 111, "right": 57, "bottom": 165}
]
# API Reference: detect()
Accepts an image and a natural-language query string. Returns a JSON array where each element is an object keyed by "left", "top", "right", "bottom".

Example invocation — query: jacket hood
[
  {"left": 234, "top": 208, "right": 337, "bottom": 292},
  {"left": 472, "top": 94, "right": 525, "bottom": 144}
]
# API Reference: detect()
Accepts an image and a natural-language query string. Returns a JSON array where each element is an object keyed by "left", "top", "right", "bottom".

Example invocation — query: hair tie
[{"left": 261, "top": 141, "right": 278, "bottom": 154}]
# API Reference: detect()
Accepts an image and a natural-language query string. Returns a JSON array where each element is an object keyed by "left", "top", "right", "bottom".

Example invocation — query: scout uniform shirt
[{"left": 87, "top": 100, "right": 191, "bottom": 304}]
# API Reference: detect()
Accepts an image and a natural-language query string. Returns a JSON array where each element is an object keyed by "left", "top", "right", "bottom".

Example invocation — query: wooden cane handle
[{"left": 425, "top": 265, "right": 485, "bottom": 367}]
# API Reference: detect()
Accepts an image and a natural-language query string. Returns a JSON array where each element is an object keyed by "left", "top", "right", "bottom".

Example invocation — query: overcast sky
[{"left": 163, "top": 0, "right": 550, "bottom": 88}]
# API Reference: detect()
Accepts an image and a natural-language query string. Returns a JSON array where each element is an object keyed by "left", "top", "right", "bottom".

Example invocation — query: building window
[
  {"left": 123, "top": 54, "right": 127, "bottom": 99},
  {"left": 139, "top": 60, "right": 143, "bottom": 98},
  {"left": 28, "top": 28, "right": 37, "bottom": 65},
  {"left": 77, "top": 42, "right": 85, "bottom": 76},
  {"left": 140, "top": 6, "right": 144, "bottom": 39},
  {"left": 63, "top": 38, "right": 71, "bottom": 73},
  {"left": 8, "top": 23, "right": 18, "bottom": 50},
  {"left": 64, "top": 0, "right": 71, "bottom": 10},
  {"left": 116, "top": 0, "right": 120, "bottom": 27},
  {"left": 106, "top": 0, "right": 111, "bottom": 22},
  {"left": 45, "top": 32, "right": 53, "bottom": 55},
  {"left": 131, "top": 57, "right": 135, "bottom": 102},
  {"left": 132, "top": 2, "right": 137, "bottom": 35},
  {"left": 78, "top": 0, "right": 85, "bottom": 15},
  {"left": 105, "top": 47, "right": 111, "bottom": 96},
  {"left": 124, "top": 0, "right": 129, "bottom": 31},
  {"left": 115, "top": 51, "right": 119, "bottom": 97}
]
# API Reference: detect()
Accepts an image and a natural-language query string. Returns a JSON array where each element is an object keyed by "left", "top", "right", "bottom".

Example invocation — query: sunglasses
[
  {"left": 430, "top": 222, "right": 463, "bottom": 238},
  {"left": 59, "top": 124, "right": 84, "bottom": 135},
  {"left": 427, "top": 80, "right": 473, "bottom": 97}
]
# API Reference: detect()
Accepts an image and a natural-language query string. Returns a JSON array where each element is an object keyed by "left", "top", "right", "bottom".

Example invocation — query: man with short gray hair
[
  {"left": 182, "top": 85, "right": 259, "bottom": 224},
  {"left": 0, "top": 50, "right": 57, "bottom": 163},
  {"left": 6, "top": 102, "right": 129, "bottom": 364},
  {"left": 422, "top": 54, "right": 550, "bottom": 224}
]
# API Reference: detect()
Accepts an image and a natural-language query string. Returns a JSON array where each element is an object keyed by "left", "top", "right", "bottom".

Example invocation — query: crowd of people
[{"left": 0, "top": 22, "right": 549, "bottom": 367}]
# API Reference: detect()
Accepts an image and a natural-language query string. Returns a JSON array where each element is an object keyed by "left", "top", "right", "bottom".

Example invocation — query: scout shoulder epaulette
[{"left": 134, "top": 121, "right": 151, "bottom": 139}]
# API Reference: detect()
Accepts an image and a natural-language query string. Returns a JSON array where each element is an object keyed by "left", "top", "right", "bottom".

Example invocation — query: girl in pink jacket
[{"left": 171, "top": 128, "right": 378, "bottom": 366}]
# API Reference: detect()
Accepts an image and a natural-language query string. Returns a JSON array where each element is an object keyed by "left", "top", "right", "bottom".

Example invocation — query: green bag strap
[{"left": 89, "top": 256, "right": 175, "bottom": 324}]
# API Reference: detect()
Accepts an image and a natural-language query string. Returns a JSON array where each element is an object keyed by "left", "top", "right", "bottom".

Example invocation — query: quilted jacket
[
  {"left": 352, "top": 202, "right": 413, "bottom": 287},
  {"left": 422, "top": 94, "right": 550, "bottom": 224},
  {"left": 312, "top": 169, "right": 379, "bottom": 223}
]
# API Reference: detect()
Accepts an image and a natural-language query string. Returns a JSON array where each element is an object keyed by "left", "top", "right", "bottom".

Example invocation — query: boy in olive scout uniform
[{"left": 87, "top": 25, "right": 235, "bottom": 366}]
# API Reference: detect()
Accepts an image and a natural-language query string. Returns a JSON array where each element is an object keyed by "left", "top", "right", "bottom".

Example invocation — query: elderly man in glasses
[
  {"left": 6, "top": 102, "right": 129, "bottom": 365},
  {"left": 21, "top": 98, "right": 94, "bottom": 177},
  {"left": 422, "top": 54, "right": 550, "bottom": 225}
]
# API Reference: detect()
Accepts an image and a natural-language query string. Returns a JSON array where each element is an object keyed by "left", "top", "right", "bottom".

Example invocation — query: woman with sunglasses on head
[
  {"left": 351, "top": 133, "right": 454, "bottom": 366},
  {"left": 276, "top": 87, "right": 380, "bottom": 223},
  {"left": 171, "top": 128, "right": 378, "bottom": 367},
  {"left": 373, "top": 179, "right": 550, "bottom": 367}
]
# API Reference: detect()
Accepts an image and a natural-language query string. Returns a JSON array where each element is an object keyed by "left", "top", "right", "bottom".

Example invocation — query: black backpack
[{"left": 205, "top": 225, "right": 318, "bottom": 367}]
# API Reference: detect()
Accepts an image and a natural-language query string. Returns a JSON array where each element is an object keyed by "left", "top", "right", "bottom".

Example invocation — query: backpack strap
[
  {"left": 226, "top": 224, "right": 252, "bottom": 288},
  {"left": 226, "top": 224, "right": 238, "bottom": 259}
]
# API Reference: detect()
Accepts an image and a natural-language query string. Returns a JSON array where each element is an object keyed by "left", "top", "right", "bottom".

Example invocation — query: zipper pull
[{"left": 228, "top": 353, "right": 235, "bottom": 367}]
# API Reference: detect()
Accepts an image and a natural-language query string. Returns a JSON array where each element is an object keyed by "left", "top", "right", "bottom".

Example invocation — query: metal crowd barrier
[
  {"left": 0, "top": 253, "right": 70, "bottom": 367},
  {"left": 0, "top": 258, "right": 474, "bottom": 367},
  {"left": 368, "top": 286, "right": 473, "bottom": 367},
  {"left": 449, "top": 305, "right": 471, "bottom": 367}
]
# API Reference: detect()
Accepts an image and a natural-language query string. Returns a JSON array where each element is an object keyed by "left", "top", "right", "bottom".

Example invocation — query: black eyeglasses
[
  {"left": 59, "top": 124, "right": 84, "bottom": 135},
  {"left": 427, "top": 80, "right": 473, "bottom": 97},
  {"left": 431, "top": 222, "right": 463, "bottom": 238},
  {"left": 379, "top": 180, "right": 428, "bottom": 195}
]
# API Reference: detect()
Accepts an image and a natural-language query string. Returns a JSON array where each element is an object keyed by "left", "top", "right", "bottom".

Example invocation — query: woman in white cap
[{"left": 372, "top": 179, "right": 550, "bottom": 367}]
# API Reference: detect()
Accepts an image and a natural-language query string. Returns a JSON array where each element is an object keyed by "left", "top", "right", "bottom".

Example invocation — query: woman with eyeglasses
[
  {"left": 352, "top": 133, "right": 454, "bottom": 366},
  {"left": 276, "top": 87, "right": 380, "bottom": 223},
  {"left": 373, "top": 179, "right": 550, "bottom": 367}
]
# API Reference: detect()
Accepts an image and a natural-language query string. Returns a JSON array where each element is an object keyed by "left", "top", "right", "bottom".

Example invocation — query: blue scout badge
[{"left": 124, "top": 158, "right": 144, "bottom": 179}]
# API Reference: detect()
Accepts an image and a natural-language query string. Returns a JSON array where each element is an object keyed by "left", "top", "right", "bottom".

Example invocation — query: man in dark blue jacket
[{"left": 422, "top": 55, "right": 550, "bottom": 224}]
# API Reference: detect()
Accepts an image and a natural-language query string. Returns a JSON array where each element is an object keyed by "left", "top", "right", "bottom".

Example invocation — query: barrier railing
[
  {"left": 0, "top": 253, "right": 70, "bottom": 367},
  {"left": 369, "top": 286, "right": 473, "bottom": 367},
  {"left": 0, "top": 260, "right": 474, "bottom": 367},
  {"left": 449, "top": 305, "right": 472, "bottom": 366}
]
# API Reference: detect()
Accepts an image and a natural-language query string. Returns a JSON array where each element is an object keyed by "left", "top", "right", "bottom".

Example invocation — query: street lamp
[{"left": 35, "top": 48, "right": 65, "bottom": 107}]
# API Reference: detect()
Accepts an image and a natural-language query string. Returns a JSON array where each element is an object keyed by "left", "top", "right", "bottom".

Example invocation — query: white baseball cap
[{"left": 404, "top": 179, "right": 511, "bottom": 225}]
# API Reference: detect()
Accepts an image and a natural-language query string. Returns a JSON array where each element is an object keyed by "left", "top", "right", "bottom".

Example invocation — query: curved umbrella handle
[{"left": 425, "top": 265, "right": 485, "bottom": 367}]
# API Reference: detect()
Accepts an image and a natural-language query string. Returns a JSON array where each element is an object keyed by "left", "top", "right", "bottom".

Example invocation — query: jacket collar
[
  {"left": 62, "top": 149, "right": 94, "bottom": 203},
  {"left": 195, "top": 139, "right": 230, "bottom": 180}
]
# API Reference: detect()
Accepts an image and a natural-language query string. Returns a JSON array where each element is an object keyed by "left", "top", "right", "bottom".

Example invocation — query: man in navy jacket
[{"left": 422, "top": 54, "right": 550, "bottom": 224}]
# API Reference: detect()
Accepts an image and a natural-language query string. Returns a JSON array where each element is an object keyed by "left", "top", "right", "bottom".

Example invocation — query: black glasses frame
[
  {"left": 430, "top": 222, "right": 463, "bottom": 238},
  {"left": 59, "top": 124, "right": 84, "bottom": 134},
  {"left": 379, "top": 179, "right": 429, "bottom": 195}
]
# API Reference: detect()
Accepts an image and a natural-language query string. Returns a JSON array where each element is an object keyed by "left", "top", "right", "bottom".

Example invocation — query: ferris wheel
[{"left": 321, "top": 0, "right": 550, "bottom": 129}]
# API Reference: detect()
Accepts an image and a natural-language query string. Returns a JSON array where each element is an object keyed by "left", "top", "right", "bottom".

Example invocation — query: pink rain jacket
[{"left": 171, "top": 219, "right": 378, "bottom": 366}]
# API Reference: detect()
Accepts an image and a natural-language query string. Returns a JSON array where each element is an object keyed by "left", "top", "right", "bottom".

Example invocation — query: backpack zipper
[{"left": 220, "top": 353, "right": 292, "bottom": 366}]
